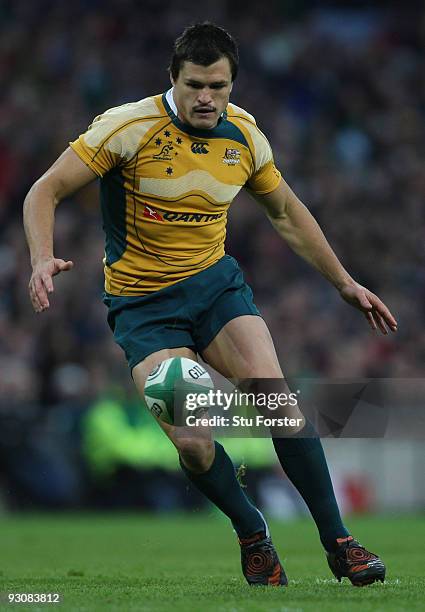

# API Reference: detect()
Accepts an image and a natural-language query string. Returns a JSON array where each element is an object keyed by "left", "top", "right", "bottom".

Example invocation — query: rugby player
[{"left": 24, "top": 23, "right": 397, "bottom": 587}]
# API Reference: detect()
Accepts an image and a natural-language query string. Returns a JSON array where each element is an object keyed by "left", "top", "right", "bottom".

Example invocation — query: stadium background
[{"left": 0, "top": 0, "right": 424, "bottom": 518}]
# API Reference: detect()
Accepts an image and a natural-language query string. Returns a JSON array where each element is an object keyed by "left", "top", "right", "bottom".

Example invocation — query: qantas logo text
[{"left": 142, "top": 205, "right": 222, "bottom": 223}]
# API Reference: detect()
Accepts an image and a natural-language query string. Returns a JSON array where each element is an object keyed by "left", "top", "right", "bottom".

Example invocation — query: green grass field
[{"left": 1, "top": 514, "right": 423, "bottom": 611}]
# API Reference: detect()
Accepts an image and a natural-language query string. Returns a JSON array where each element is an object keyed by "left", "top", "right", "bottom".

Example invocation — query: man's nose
[{"left": 197, "top": 88, "right": 213, "bottom": 105}]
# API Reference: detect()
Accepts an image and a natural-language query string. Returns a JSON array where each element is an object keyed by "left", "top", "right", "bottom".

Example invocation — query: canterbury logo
[{"left": 191, "top": 142, "right": 209, "bottom": 154}]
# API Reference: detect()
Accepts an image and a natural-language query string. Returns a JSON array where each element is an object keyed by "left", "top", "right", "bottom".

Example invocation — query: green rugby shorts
[{"left": 103, "top": 255, "right": 261, "bottom": 371}]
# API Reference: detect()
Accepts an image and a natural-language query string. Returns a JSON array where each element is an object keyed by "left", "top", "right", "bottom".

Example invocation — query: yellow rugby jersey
[{"left": 70, "top": 90, "right": 281, "bottom": 295}]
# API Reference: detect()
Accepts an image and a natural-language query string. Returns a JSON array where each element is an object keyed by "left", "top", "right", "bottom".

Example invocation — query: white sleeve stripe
[{"left": 240, "top": 120, "right": 273, "bottom": 172}]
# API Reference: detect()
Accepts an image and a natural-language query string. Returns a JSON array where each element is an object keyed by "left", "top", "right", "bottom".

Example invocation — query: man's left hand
[{"left": 339, "top": 283, "right": 398, "bottom": 334}]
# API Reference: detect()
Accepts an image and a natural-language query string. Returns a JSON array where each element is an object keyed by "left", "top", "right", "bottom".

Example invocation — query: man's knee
[{"left": 177, "top": 437, "right": 215, "bottom": 473}]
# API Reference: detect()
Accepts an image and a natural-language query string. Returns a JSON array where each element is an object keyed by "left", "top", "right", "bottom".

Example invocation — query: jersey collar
[{"left": 166, "top": 87, "right": 178, "bottom": 115}]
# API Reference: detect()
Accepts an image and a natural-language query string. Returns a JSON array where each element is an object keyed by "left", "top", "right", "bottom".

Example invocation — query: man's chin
[{"left": 190, "top": 114, "right": 218, "bottom": 129}]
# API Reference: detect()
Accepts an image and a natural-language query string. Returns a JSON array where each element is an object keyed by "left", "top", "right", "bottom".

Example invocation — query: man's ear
[{"left": 229, "top": 82, "right": 233, "bottom": 92}]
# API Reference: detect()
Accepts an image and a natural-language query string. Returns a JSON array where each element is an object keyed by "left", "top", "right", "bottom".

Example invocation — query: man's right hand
[
  {"left": 29, "top": 257, "right": 74, "bottom": 313},
  {"left": 24, "top": 147, "right": 96, "bottom": 313}
]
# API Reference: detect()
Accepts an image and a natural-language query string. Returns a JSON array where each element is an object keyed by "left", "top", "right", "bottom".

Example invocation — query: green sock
[
  {"left": 273, "top": 424, "right": 349, "bottom": 552},
  {"left": 180, "top": 441, "right": 266, "bottom": 538}
]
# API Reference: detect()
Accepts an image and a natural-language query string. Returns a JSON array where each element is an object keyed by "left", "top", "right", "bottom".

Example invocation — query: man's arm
[
  {"left": 23, "top": 147, "right": 98, "bottom": 313},
  {"left": 250, "top": 179, "right": 398, "bottom": 334}
]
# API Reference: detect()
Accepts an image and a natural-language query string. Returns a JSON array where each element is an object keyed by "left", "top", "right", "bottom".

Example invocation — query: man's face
[{"left": 171, "top": 57, "right": 233, "bottom": 129}]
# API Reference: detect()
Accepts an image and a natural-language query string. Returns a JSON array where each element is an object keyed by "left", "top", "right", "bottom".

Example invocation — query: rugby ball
[{"left": 144, "top": 357, "right": 214, "bottom": 424}]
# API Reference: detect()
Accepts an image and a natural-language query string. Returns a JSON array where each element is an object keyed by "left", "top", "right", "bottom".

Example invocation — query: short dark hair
[{"left": 169, "top": 22, "right": 239, "bottom": 82}]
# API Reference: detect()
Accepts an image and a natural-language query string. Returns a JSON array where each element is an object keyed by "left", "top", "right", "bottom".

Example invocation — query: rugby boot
[
  {"left": 239, "top": 531, "right": 288, "bottom": 586},
  {"left": 326, "top": 535, "right": 385, "bottom": 586}
]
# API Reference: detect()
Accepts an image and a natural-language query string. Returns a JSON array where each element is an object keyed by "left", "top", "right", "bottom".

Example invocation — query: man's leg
[
  {"left": 201, "top": 315, "right": 350, "bottom": 551},
  {"left": 132, "top": 347, "right": 266, "bottom": 539},
  {"left": 133, "top": 346, "right": 287, "bottom": 586},
  {"left": 202, "top": 315, "right": 385, "bottom": 585}
]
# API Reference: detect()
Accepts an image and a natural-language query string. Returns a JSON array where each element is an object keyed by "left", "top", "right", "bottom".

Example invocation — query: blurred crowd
[{"left": 0, "top": 1, "right": 424, "bottom": 507}]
